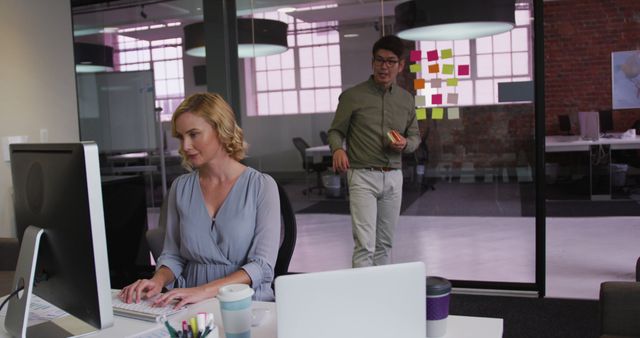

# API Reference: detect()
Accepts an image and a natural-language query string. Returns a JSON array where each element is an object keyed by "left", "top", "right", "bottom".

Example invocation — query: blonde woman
[{"left": 120, "top": 93, "right": 280, "bottom": 306}]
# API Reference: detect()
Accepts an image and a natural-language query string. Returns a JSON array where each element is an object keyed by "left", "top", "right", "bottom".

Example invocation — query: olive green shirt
[{"left": 328, "top": 76, "right": 420, "bottom": 169}]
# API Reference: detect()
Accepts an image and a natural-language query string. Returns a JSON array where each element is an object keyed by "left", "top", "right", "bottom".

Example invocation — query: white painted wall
[{"left": 0, "top": 0, "right": 79, "bottom": 237}]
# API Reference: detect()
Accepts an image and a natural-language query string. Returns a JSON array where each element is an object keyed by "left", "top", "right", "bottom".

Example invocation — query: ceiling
[
  {"left": 72, "top": 0, "right": 532, "bottom": 43},
  {"left": 72, "top": 0, "right": 400, "bottom": 30},
  {"left": 71, "top": 0, "right": 409, "bottom": 44}
]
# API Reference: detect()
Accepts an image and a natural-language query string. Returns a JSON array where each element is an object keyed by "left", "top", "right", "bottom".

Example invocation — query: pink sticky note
[
  {"left": 410, "top": 50, "right": 422, "bottom": 62},
  {"left": 431, "top": 94, "right": 443, "bottom": 105},
  {"left": 427, "top": 50, "right": 439, "bottom": 62},
  {"left": 458, "top": 65, "right": 470, "bottom": 76}
]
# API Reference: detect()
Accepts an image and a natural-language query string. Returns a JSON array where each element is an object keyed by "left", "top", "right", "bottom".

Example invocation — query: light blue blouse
[{"left": 157, "top": 167, "right": 280, "bottom": 301}]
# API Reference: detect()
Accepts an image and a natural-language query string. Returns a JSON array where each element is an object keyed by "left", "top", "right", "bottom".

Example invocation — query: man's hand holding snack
[{"left": 387, "top": 130, "right": 406, "bottom": 152}]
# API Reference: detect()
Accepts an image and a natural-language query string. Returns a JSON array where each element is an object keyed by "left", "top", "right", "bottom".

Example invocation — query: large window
[
  {"left": 418, "top": 4, "right": 532, "bottom": 107},
  {"left": 246, "top": 8, "right": 342, "bottom": 116},
  {"left": 115, "top": 23, "right": 185, "bottom": 120}
]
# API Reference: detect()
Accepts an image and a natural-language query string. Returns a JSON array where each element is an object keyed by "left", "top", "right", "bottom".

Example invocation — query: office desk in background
[
  {"left": 0, "top": 296, "right": 503, "bottom": 338},
  {"left": 102, "top": 151, "right": 184, "bottom": 207},
  {"left": 545, "top": 135, "right": 640, "bottom": 152},
  {"left": 304, "top": 144, "right": 331, "bottom": 164},
  {"left": 545, "top": 134, "right": 640, "bottom": 200}
]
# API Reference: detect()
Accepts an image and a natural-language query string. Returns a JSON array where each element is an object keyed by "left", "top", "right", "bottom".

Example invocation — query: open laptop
[{"left": 275, "top": 262, "right": 426, "bottom": 338}]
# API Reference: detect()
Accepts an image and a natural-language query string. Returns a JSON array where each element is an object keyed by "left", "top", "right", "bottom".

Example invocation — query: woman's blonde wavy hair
[{"left": 171, "top": 93, "right": 248, "bottom": 168}]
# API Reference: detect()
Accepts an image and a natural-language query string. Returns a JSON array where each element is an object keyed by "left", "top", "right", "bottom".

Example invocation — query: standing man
[{"left": 328, "top": 35, "right": 420, "bottom": 267}]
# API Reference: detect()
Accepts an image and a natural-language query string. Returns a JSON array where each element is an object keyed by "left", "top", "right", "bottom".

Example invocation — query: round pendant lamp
[
  {"left": 184, "top": 18, "right": 288, "bottom": 58},
  {"left": 395, "top": 0, "right": 515, "bottom": 41},
  {"left": 74, "top": 42, "right": 114, "bottom": 73}
]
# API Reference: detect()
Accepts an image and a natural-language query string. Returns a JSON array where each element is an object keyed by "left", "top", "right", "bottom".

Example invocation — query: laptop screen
[{"left": 275, "top": 262, "right": 426, "bottom": 338}]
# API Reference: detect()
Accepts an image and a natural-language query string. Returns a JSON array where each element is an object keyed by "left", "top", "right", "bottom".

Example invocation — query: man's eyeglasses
[{"left": 373, "top": 57, "right": 399, "bottom": 67}]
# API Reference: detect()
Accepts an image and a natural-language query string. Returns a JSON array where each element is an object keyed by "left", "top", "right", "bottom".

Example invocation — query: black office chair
[
  {"left": 292, "top": 137, "right": 328, "bottom": 195},
  {"left": 146, "top": 197, "right": 168, "bottom": 263},
  {"left": 274, "top": 181, "right": 297, "bottom": 279},
  {"left": 319, "top": 131, "right": 329, "bottom": 145}
]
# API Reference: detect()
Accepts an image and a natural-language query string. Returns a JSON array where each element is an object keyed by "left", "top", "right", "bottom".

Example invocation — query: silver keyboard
[{"left": 111, "top": 291, "right": 186, "bottom": 322}]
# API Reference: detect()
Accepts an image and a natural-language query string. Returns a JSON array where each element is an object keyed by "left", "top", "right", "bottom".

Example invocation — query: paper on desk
[
  {"left": 131, "top": 326, "right": 171, "bottom": 338},
  {"left": 0, "top": 294, "right": 67, "bottom": 326},
  {"left": 621, "top": 129, "right": 636, "bottom": 139}
]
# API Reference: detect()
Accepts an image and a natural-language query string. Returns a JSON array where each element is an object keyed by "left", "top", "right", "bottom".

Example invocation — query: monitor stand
[{"left": 4, "top": 226, "right": 98, "bottom": 338}]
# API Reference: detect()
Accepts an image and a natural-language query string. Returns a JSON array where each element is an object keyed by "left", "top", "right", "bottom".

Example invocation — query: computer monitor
[
  {"left": 5, "top": 142, "right": 113, "bottom": 337},
  {"left": 599, "top": 110, "right": 614, "bottom": 135},
  {"left": 557, "top": 114, "right": 572, "bottom": 135}
]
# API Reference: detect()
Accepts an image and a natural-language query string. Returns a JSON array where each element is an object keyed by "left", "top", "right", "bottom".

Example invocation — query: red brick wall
[
  {"left": 545, "top": 0, "right": 640, "bottom": 134},
  {"left": 391, "top": 1, "right": 640, "bottom": 170}
]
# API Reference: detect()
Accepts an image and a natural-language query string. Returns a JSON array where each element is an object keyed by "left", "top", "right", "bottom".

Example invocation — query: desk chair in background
[
  {"left": 292, "top": 137, "right": 329, "bottom": 195},
  {"left": 319, "top": 131, "right": 329, "bottom": 145},
  {"left": 274, "top": 182, "right": 297, "bottom": 279},
  {"left": 146, "top": 198, "right": 168, "bottom": 263},
  {"left": 145, "top": 181, "right": 297, "bottom": 282}
]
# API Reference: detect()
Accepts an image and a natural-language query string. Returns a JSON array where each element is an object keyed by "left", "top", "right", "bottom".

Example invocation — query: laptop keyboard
[{"left": 111, "top": 291, "right": 186, "bottom": 322}]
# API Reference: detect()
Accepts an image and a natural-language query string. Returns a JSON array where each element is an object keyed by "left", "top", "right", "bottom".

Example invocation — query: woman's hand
[
  {"left": 119, "top": 278, "right": 164, "bottom": 304},
  {"left": 152, "top": 285, "right": 214, "bottom": 309}
]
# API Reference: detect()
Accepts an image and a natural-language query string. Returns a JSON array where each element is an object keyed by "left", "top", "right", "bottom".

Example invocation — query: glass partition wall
[
  {"left": 71, "top": 0, "right": 200, "bottom": 286},
  {"left": 71, "top": 0, "right": 545, "bottom": 296},
  {"left": 543, "top": 0, "right": 640, "bottom": 299},
  {"left": 72, "top": 0, "right": 198, "bottom": 211},
  {"left": 238, "top": 0, "right": 542, "bottom": 295}
]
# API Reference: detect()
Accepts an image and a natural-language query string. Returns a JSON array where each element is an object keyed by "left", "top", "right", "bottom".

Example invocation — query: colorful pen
[
  {"left": 160, "top": 317, "right": 179, "bottom": 338},
  {"left": 201, "top": 312, "right": 216, "bottom": 338},
  {"left": 197, "top": 312, "right": 206, "bottom": 335},
  {"left": 190, "top": 317, "right": 198, "bottom": 338},
  {"left": 182, "top": 320, "right": 190, "bottom": 338}
]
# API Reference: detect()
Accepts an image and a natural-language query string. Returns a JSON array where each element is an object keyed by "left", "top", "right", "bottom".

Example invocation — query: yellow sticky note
[
  {"left": 428, "top": 64, "right": 440, "bottom": 74},
  {"left": 432, "top": 107, "right": 444, "bottom": 120},
  {"left": 414, "top": 78, "right": 426, "bottom": 90},
  {"left": 442, "top": 64, "right": 454, "bottom": 75},
  {"left": 415, "top": 95, "right": 426, "bottom": 107},
  {"left": 416, "top": 108, "right": 427, "bottom": 120},
  {"left": 448, "top": 107, "right": 460, "bottom": 119},
  {"left": 409, "top": 64, "right": 422, "bottom": 73},
  {"left": 446, "top": 78, "right": 458, "bottom": 86},
  {"left": 441, "top": 49, "right": 453, "bottom": 59}
]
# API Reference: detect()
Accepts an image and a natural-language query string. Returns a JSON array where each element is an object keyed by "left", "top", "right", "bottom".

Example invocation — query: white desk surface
[
  {"left": 0, "top": 298, "right": 275, "bottom": 338},
  {"left": 304, "top": 145, "right": 331, "bottom": 164},
  {"left": 444, "top": 315, "right": 503, "bottom": 338},
  {"left": 1, "top": 297, "right": 502, "bottom": 338},
  {"left": 545, "top": 135, "right": 640, "bottom": 152},
  {"left": 305, "top": 145, "right": 331, "bottom": 156}
]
